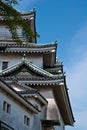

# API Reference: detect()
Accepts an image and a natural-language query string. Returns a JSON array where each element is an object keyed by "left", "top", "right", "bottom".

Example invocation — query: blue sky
[{"left": 16, "top": 1, "right": 87, "bottom": 130}]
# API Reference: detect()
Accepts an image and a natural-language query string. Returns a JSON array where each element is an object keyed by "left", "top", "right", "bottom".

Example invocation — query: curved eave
[
  {"left": 0, "top": 42, "right": 57, "bottom": 47},
  {"left": 21, "top": 12, "right": 34, "bottom": 21},
  {"left": 2, "top": 77, "right": 64, "bottom": 87},
  {"left": 20, "top": 10, "right": 35, "bottom": 15},
  {"left": 0, "top": 42, "right": 57, "bottom": 51},
  {"left": 25, "top": 78, "right": 64, "bottom": 85},
  {"left": 20, "top": 9, "right": 35, "bottom": 16},
  {"left": 0, "top": 10, "right": 35, "bottom": 21},
  {"left": 53, "top": 84, "right": 75, "bottom": 126},
  {"left": 0, "top": 48, "right": 56, "bottom": 54}
]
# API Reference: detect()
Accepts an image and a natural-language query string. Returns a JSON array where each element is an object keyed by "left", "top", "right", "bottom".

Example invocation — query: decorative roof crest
[{"left": 21, "top": 54, "right": 27, "bottom": 63}]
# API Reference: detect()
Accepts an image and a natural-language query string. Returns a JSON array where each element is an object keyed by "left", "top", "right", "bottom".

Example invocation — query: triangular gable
[{"left": 0, "top": 58, "right": 54, "bottom": 78}]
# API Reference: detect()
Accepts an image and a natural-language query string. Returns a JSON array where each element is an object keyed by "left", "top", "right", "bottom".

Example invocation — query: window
[
  {"left": 2, "top": 61, "right": 8, "bottom": 70},
  {"left": 24, "top": 115, "right": 30, "bottom": 126},
  {"left": 3, "top": 101, "right": 11, "bottom": 114}
]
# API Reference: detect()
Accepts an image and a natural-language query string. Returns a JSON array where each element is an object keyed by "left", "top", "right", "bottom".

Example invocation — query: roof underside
[{"left": 53, "top": 85, "right": 75, "bottom": 125}]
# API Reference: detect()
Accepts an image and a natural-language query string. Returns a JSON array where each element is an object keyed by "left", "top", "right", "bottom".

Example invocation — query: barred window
[
  {"left": 3, "top": 101, "right": 11, "bottom": 114},
  {"left": 24, "top": 115, "right": 30, "bottom": 126}
]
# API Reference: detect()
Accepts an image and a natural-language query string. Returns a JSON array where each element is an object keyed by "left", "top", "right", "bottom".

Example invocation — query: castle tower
[{"left": 0, "top": 10, "right": 75, "bottom": 130}]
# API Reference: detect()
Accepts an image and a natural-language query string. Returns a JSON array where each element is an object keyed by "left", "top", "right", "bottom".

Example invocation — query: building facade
[{"left": 0, "top": 9, "right": 75, "bottom": 130}]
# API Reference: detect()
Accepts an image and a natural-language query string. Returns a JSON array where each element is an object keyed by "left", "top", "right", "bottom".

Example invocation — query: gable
[
  {"left": 10, "top": 65, "right": 41, "bottom": 77},
  {"left": 1, "top": 64, "right": 43, "bottom": 77},
  {"left": 0, "top": 59, "right": 54, "bottom": 78}
]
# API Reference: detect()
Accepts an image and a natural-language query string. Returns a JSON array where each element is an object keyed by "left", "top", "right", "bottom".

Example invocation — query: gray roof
[
  {"left": 0, "top": 56, "right": 63, "bottom": 79},
  {"left": 0, "top": 42, "right": 57, "bottom": 53}
]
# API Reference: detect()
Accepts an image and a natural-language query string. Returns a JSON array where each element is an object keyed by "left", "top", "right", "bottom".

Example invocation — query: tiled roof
[
  {"left": 45, "top": 65, "right": 63, "bottom": 74},
  {"left": 1, "top": 75, "right": 64, "bottom": 87},
  {"left": 0, "top": 42, "right": 57, "bottom": 53},
  {"left": 10, "top": 81, "right": 48, "bottom": 104},
  {"left": 0, "top": 9, "right": 35, "bottom": 21},
  {"left": 0, "top": 56, "right": 63, "bottom": 79}
]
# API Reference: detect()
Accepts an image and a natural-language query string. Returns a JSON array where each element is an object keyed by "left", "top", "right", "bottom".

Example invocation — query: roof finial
[
  {"left": 21, "top": 54, "right": 26, "bottom": 63},
  {"left": 23, "top": 53, "right": 26, "bottom": 59}
]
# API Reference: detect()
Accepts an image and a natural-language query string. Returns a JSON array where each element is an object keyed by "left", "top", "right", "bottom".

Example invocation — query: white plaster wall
[
  {"left": 54, "top": 111, "right": 65, "bottom": 130},
  {"left": 27, "top": 96, "right": 47, "bottom": 120},
  {"left": 27, "top": 97, "right": 41, "bottom": 111},
  {"left": 40, "top": 88, "right": 54, "bottom": 99},
  {"left": 40, "top": 88, "right": 65, "bottom": 130},
  {"left": 0, "top": 89, "right": 36, "bottom": 130},
  {"left": 27, "top": 55, "right": 43, "bottom": 68},
  {"left": 0, "top": 53, "right": 43, "bottom": 71}
]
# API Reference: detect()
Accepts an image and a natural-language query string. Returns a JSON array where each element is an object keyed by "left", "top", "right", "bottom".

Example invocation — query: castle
[{"left": 0, "top": 9, "right": 74, "bottom": 130}]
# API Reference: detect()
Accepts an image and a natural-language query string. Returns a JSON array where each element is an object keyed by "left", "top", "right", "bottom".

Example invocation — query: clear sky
[{"left": 16, "top": 0, "right": 87, "bottom": 130}]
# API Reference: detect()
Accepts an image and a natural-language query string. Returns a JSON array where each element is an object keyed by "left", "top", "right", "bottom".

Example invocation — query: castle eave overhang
[
  {"left": 0, "top": 42, "right": 57, "bottom": 54},
  {"left": 1, "top": 76, "right": 64, "bottom": 86},
  {"left": 0, "top": 9, "right": 35, "bottom": 21},
  {"left": 20, "top": 10, "right": 35, "bottom": 21},
  {"left": 53, "top": 82, "right": 75, "bottom": 126},
  {"left": 0, "top": 79, "right": 39, "bottom": 113}
]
